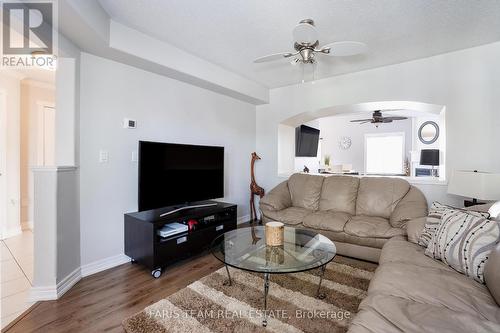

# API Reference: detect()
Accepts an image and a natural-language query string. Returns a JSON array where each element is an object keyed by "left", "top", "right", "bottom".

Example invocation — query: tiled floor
[{"left": 1, "top": 230, "right": 34, "bottom": 329}]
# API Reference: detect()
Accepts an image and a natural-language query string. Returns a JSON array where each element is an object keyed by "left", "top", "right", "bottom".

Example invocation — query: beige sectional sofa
[
  {"left": 260, "top": 173, "right": 500, "bottom": 332},
  {"left": 260, "top": 173, "right": 428, "bottom": 262},
  {"left": 349, "top": 238, "right": 500, "bottom": 332}
]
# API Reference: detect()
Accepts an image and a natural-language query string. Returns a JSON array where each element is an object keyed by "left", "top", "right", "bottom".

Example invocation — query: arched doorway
[{"left": 277, "top": 100, "right": 446, "bottom": 180}]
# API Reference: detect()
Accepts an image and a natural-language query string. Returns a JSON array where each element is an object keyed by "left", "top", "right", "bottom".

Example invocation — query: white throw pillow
[
  {"left": 425, "top": 208, "right": 499, "bottom": 283},
  {"left": 420, "top": 202, "right": 490, "bottom": 248},
  {"left": 489, "top": 201, "right": 500, "bottom": 219},
  {"left": 418, "top": 202, "right": 452, "bottom": 247}
]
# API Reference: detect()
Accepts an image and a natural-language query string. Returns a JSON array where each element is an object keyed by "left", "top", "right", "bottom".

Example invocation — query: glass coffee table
[{"left": 211, "top": 226, "right": 336, "bottom": 326}]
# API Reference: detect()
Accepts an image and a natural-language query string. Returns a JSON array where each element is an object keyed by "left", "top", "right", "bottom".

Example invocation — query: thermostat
[{"left": 123, "top": 118, "right": 136, "bottom": 129}]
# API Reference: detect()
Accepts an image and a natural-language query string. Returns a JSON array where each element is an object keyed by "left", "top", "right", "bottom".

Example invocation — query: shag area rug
[{"left": 123, "top": 256, "right": 377, "bottom": 333}]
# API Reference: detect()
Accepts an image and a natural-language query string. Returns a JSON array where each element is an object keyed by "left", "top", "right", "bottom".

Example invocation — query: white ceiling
[{"left": 98, "top": 0, "right": 500, "bottom": 88}]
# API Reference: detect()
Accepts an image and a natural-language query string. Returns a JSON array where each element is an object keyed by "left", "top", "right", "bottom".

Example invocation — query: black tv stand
[{"left": 124, "top": 200, "right": 237, "bottom": 278}]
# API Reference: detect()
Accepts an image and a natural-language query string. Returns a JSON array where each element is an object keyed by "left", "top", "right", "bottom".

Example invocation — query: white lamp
[{"left": 448, "top": 170, "right": 500, "bottom": 207}]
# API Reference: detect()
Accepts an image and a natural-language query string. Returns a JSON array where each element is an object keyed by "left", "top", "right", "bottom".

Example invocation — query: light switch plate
[
  {"left": 123, "top": 118, "right": 136, "bottom": 129},
  {"left": 131, "top": 151, "right": 138, "bottom": 162},
  {"left": 99, "top": 150, "right": 108, "bottom": 163}
]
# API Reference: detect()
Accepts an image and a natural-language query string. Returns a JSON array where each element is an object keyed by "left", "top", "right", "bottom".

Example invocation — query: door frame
[{"left": 36, "top": 101, "right": 56, "bottom": 166}]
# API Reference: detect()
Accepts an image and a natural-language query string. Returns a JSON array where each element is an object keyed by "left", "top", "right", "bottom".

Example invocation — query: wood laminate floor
[{"left": 5, "top": 251, "right": 224, "bottom": 332}]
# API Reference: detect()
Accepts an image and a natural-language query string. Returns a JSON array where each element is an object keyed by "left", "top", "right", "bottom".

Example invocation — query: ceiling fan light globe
[{"left": 293, "top": 23, "right": 318, "bottom": 44}]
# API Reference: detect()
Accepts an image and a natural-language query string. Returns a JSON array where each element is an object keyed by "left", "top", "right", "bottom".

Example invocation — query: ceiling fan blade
[
  {"left": 293, "top": 22, "right": 318, "bottom": 44},
  {"left": 383, "top": 116, "right": 408, "bottom": 121},
  {"left": 350, "top": 119, "right": 373, "bottom": 122},
  {"left": 253, "top": 52, "right": 294, "bottom": 63},
  {"left": 382, "top": 118, "right": 394, "bottom": 123},
  {"left": 359, "top": 121, "right": 373, "bottom": 125},
  {"left": 321, "top": 41, "right": 367, "bottom": 56}
]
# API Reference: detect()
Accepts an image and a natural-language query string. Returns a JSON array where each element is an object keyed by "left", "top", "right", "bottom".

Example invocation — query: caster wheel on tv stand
[{"left": 152, "top": 268, "right": 162, "bottom": 278}]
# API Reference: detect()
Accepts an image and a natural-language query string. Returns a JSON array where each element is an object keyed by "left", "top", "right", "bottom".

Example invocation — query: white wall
[
  {"left": 0, "top": 74, "right": 21, "bottom": 238},
  {"left": 319, "top": 115, "right": 412, "bottom": 174},
  {"left": 79, "top": 53, "right": 256, "bottom": 266},
  {"left": 256, "top": 41, "right": 500, "bottom": 207}
]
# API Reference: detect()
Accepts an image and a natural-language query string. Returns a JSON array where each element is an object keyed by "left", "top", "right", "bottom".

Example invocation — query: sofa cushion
[
  {"left": 262, "top": 206, "right": 312, "bottom": 225},
  {"left": 320, "top": 229, "right": 390, "bottom": 250},
  {"left": 406, "top": 217, "right": 428, "bottom": 244},
  {"left": 390, "top": 186, "right": 428, "bottom": 228},
  {"left": 350, "top": 294, "right": 500, "bottom": 333},
  {"left": 319, "top": 176, "right": 359, "bottom": 215},
  {"left": 485, "top": 243, "right": 500, "bottom": 306},
  {"left": 380, "top": 238, "right": 454, "bottom": 272},
  {"left": 288, "top": 173, "right": 324, "bottom": 210},
  {"left": 344, "top": 216, "right": 405, "bottom": 239},
  {"left": 356, "top": 177, "right": 410, "bottom": 219},
  {"left": 367, "top": 261, "right": 500, "bottom": 323},
  {"left": 259, "top": 180, "right": 292, "bottom": 211},
  {"left": 302, "top": 211, "right": 351, "bottom": 232}
]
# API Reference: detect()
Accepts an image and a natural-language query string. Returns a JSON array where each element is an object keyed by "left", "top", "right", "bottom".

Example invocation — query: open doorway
[{"left": 0, "top": 69, "right": 55, "bottom": 329}]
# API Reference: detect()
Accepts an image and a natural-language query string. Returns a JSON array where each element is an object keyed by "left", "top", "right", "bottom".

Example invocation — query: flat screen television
[
  {"left": 295, "top": 125, "right": 320, "bottom": 157},
  {"left": 138, "top": 141, "right": 224, "bottom": 211}
]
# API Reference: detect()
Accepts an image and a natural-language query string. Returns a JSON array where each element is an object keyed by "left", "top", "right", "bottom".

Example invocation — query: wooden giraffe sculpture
[{"left": 250, "top": 152, "right": 265, "bottom": 223}]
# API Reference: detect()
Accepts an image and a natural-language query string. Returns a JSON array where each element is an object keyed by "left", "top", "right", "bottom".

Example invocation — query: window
[{"left": 364, "top": 132, "right": 405, "bottom": 175}]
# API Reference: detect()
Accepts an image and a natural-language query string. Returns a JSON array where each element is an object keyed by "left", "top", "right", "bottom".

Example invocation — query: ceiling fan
[
  {"left": 350, "top": 110, "right": 408, "bottom": 127},
  {"left": 254, "top": 19, "right": 367, "bottom": 66}
]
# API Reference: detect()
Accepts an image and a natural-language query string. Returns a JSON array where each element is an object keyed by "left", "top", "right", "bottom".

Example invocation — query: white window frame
[{"left": 364, "top": 132, "right": 405, "bottom": 175}]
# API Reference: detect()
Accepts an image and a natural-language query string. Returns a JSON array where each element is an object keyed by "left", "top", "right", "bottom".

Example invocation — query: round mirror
[{"left": 418, "top": 121, "right": 439, "bottom": 144}]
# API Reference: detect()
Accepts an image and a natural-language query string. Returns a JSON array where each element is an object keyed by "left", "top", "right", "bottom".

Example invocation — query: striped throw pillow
[
  {"left": 418, "top": 202, "right": 451, "bottom": 247},
  {"left": 424, "top": 208, "right": 499, "bottom": 283}
]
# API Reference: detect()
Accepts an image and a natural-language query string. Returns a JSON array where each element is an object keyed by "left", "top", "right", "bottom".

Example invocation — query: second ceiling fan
[{"left": 350, "top": 110, "right": 408, "bottom": 127}]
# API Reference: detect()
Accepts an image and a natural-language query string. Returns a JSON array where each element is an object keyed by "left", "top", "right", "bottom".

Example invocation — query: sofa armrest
[
  {"left": 390, "top": 186, "right": 428, "bottom": 228},
  {"left": 259, "top": 181, "right": 292, "bottom": 212},
  {"left": 406, "top": 216, "right": 428, "bottom": 244}
]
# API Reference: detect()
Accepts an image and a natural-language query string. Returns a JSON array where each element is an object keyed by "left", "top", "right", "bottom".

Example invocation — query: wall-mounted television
[
  {"left": 295, "top": 125, "right": 320, "bottom": 157},
  {"left": 138, "top": 141, "right": 224, "bottom": 211}
]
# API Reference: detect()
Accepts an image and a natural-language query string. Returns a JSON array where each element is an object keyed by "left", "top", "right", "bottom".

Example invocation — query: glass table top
[{"left": 211, "top": 226, "right": 336, "bottom": 274}]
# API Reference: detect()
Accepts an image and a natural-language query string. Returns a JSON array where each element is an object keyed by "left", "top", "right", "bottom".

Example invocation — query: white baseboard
[
  {"left": 29, "top": 267, "right": 82, "bottom": 302},
  {"left": 81, "top": 253, "right": 131, "bottom": 277},
  {"left": 1, "top": 225, "right": 22, "bottom": 240},
  {"left": 29, "top": 254, "right": 130, "bottom": 302},
  {"left": 237, "top": 214, "right": 251, "bottom": 224},
  {"left": 57, "top": 267, "right": 82, "bottom": 298},
  {"left": 29, "top": 285, "right": 57, "bottom": 302}
]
